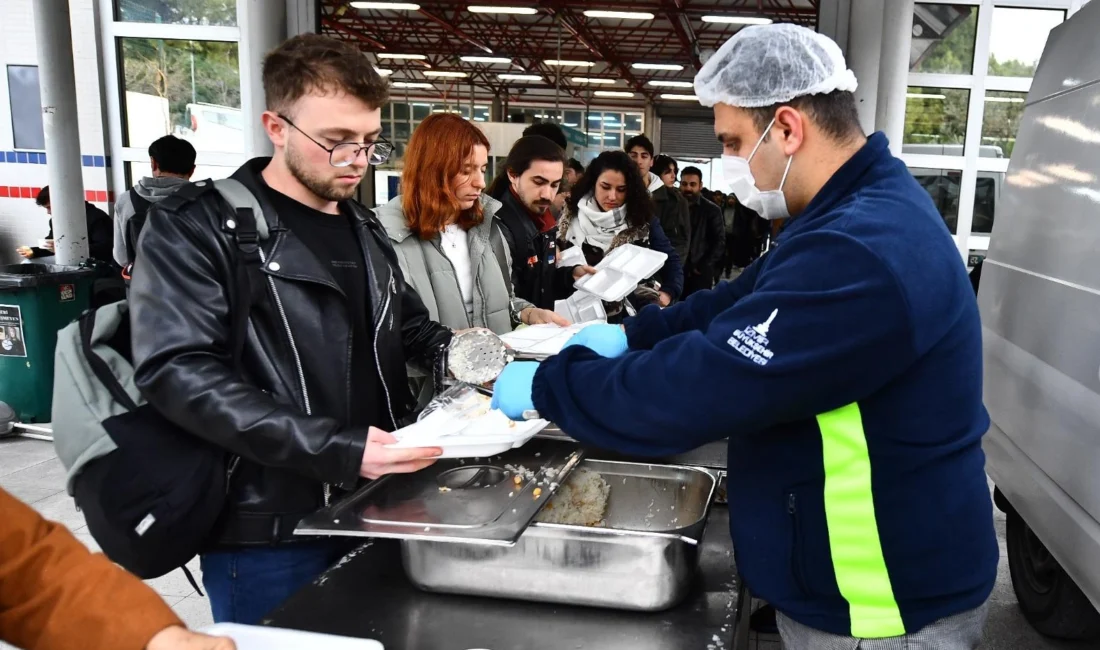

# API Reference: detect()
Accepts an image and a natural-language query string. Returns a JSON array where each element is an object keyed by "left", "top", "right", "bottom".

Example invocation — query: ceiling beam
[
  {"left": 543, "top": 6, "right": 653, "bottom": 100},
  {"left": 416, "top": 7, "right": 495, "bottom": 54},
  {"left": 665, "top": 0, "right": 702, "bottom": 70},
  {"left": 321, "top": 17, "right": 389, "bottom": 51}
]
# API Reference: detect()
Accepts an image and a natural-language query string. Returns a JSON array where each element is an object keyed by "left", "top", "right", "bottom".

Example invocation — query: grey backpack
[{"left": 52, "top": 178, "right": 268, "bottom": 588}]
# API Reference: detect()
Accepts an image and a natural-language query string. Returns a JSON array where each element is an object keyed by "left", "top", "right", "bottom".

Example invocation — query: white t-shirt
[{"left": 441, "top": 224, "right": 475, "bottom": 319}]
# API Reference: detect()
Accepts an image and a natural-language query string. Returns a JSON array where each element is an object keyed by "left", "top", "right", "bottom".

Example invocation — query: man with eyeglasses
[{"left": 127, "top": 34, "right": 453, "bottom": 624}]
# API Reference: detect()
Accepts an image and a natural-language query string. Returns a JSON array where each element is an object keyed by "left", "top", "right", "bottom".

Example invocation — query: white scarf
[{"left": 566, "top": 194, "right": 629, "bottom": 252}]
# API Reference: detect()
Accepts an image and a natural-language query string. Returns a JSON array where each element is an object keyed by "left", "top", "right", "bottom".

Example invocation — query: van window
[{"left": 910, "top": 168, "right": 961, "bottom": 234}]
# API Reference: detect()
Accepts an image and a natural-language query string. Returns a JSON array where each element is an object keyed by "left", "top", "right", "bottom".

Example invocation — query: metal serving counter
[
  {"left": 265, "top": 505, "right": 750, "bottom": 649},
  {"left": 536, "top": 425, "right": 730, "bottom": 471}
]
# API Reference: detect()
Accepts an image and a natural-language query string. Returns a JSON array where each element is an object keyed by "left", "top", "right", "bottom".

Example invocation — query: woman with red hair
[{"left": 375, "top": 114, "right": 566, "bottom": 405}]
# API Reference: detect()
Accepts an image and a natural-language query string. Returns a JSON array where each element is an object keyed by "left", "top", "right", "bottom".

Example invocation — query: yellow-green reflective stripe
[{"left": 817, "top": 402, "right": 905, "bottom": 638}]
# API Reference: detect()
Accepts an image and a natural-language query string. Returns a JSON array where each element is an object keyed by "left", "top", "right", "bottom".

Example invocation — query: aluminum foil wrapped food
[{"left": 446, "top": 328, "right": 515, "bottom": 386}]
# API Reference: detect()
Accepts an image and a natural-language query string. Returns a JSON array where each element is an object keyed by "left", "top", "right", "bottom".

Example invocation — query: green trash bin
[{"left": 0, "top": 264, "right": 97, "bottom": 423}]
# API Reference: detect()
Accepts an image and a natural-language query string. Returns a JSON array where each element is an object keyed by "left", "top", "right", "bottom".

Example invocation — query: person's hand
[
  {"left": 522, "top": 307, "right": 570, "bottom": 327},
  {"left": 560, "top": 323, "right": 629, "bottom": 358},
  {"left": 41, "top": 239, "right": 55, "bottom": 253},
  {"left": 16, "top": 247, "right": 33, "bottom": 259},
  {"left": 490, "top": 362, "right": 539, "bottom": 421},
  {"left": 658, "top": 291, "right": 672, "bottom": 307},
  {"left": 571, "top": 265, "right": 598, "bottom": 281},
  {"left": 360, "top": 427, "right": 442, "bottom": 480},
  {"left": 146, "top": 626, "right": 236, "bottom": 650}
]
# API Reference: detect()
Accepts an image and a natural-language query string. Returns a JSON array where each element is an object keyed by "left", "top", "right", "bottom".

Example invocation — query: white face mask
[{"left": 722, "top": 117, "right": 793, "bottom": 221}]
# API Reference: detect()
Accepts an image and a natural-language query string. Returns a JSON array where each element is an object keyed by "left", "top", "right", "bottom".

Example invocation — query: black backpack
[{"left": 53, "top": 178, "right": 269, "bottom": 592}]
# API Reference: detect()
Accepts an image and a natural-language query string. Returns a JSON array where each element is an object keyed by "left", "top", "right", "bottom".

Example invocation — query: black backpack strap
[
  {"left": 79, "top": 308, "right": 140, "bottom": 412},
  {"left": 124, "top": 189, "right": 154, "bottom": 265},
  {"left": 211, "top": 178, "right": 270, "bottom": 369}
]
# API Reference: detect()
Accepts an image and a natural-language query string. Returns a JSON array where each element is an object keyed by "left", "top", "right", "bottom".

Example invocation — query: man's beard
[
  {"left": 286, "top": 143, "right": 361, "bottom": 202},
  {"left": 525, "top": 198, "right": 551, "bottom": 214}
]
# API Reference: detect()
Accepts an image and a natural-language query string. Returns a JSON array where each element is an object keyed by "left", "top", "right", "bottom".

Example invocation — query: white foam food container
[
  {"left": 202, "top": 624, "right": 383, "bottom": 650},
  {"left": 386, "top": 388, "right": 549, "bottom": 458},
  {"left": 499, "top": 322, "right": 603, "bottom": 359},
  {"left": 573, "top": 243, "right": 668, "bottom": 302},
  {"left": 554, "top": 291, "right": 607, "bottom": 324}
]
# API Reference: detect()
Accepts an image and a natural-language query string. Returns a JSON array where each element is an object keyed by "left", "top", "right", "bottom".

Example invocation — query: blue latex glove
[
  {"left": 560, "top": 323, "right": 629, "bottom": 358},
  {"left": 491, "top": 362, "right": 539, "bottom": 421}
]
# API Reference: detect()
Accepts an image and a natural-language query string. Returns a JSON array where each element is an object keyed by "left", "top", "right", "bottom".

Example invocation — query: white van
[{"left": 980, "top": 1, "right": 1100, "bottom": 640}]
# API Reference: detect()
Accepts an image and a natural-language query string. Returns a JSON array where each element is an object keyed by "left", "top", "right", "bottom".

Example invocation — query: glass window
[
  {"left": 988, "top": 8, "right": 1064, "bottom": 78},
  {"left": 981, "top": 90, "right": 1026, "bottom": 158},
  {"left": 7, "top": 66, "right": 45, "bottom": 150},
  {"left": 909, "top": 167, "right": 962, "bottom": 233},
  {"left": 603, "top": 133, "right": 623, "bottom": 149},
  {"left": 382, "top": 104, "right": 392, "bottom": 120},
  {"left": 564, "top": 110, "right": 583, "bottom": 128},
  {"left": 394, "top": 122, "right": 411, "bottom": 142},
  {"left": 624, "top": 113, "right": 643, "bottom": 132},
  {"left": 394, "top": 103, "right": 410, "bottom": 121},
  {"left": 412, "top": 104, "right": 432, "bottom": 121},
  {"left": 120, "top": 39, "right": 241, "bottom": 153},
  {"left": 116, "top": 0, "right": 236, "bottom": 26},
  {"left": 910, "top": 4, "right": 977, "bottom": 74},
  {"left": 602, "top": 112, "right": 623, "bottom": 128},
  {"left": 903, "top": 87, "right": 970, "bottom": 155},
  {"left": 971, "top": 173, "right": 1000, "bottom": 234}
]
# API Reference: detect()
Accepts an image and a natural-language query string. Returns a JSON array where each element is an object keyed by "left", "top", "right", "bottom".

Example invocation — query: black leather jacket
[{"left": 129, "top": 159, "right": 453, "bottom": 547}]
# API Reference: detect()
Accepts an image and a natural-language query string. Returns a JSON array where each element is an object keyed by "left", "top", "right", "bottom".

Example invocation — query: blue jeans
[{"left": 200, "top": 540, "right": 352, "bottom": 625}]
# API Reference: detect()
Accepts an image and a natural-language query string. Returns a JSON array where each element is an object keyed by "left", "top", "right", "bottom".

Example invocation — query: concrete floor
[{"left": 1, "top": 435, "right": 1097, "bottom": 649}]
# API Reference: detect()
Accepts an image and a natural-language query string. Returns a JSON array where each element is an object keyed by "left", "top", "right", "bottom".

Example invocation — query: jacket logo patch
[
  {"left": 527, "top": 256, "right": 539, "bottom": 267},
  {"left": 728, "top": 309, "right": 778, "bottom": 366}
]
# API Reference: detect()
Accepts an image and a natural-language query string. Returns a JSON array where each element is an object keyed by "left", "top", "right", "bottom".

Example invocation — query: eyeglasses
[{"left": 278, "top": 114, "right": 393, "bottom": 167}]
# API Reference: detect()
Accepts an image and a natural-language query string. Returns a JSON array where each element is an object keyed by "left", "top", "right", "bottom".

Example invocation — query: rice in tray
[{"left": 535, "top": 468, "right": 610, "bottom": 527}]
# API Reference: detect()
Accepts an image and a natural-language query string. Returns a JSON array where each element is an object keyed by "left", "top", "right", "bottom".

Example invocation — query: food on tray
[{"left": 535, "top": 469, "right": 610, "bottom": 527}]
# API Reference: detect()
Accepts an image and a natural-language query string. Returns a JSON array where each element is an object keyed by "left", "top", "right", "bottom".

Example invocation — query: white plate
[{"left": 202, "top": 624, "right": 383, "bottom": 650}]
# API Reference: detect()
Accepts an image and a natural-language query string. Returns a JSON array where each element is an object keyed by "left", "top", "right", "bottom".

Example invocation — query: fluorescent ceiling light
[
  {"left": 431, "top": 109, "right": 462, "bottom": 113},
  {"left": 584, "top": 10, "right": 655, "bottom": 20},
  {"left": 564, "top": 122, "right": 578, "bottom": 127},
  {"left": 498, "top": 74, "right": 543, "bottom": 81},
  {"left": 701, "top": 15, "right": 773, "bottom": 25},
  {"left": 906, "top": 92, "right": 946, "bottom": 100},
  {"left": 468, "top": 5, "right": 537, "bottom": 14},
  {"left": 572, "top": 77, "right": 616, "bottom": 84},
  {"left": 392, "top": 81, "right": 433, "bottom": 88},
  {"left": 661, "top": 93, "right": 699, "bottom": 101},
  {"left": 378, "top": 53, "right": 427, "bottom": 60},
  {"left": 595, "top": 91, "right": 635, "bottom": 98},
  {"left": 648, "top": 80, "right": 693, "bottom": 88},
  {"left": 474, "top": 117, "right": 487, "bottom": 121},
  {"left": 374, "top": 67, "right": 394, "bottom": 76},
  {"left": 351, "top": 2, "right": 421, "bottom": 9},
  {"left": 632, "top": 63, "right": 684, "bottom": 71},
  {"left": 545, "top": 60, "right": 596, "bottom": 67},
  {"left": 461, "top": 56, "right": 512, "bottom": 64},
  {"left": 986, "top": 96, "right": 1025, "bottom": 103},
  {"left": 424, "top": 70, "right": 469, "bottom": 78}
]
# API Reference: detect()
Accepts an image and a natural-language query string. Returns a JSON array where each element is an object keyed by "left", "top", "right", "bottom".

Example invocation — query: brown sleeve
[{"left": 0, "top": 488, "right": 183, "bottom": 650}]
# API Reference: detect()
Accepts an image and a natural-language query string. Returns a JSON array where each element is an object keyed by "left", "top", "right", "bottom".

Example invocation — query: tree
[{"left": 122, "top": 38, "right": 240, "bottom": 134}]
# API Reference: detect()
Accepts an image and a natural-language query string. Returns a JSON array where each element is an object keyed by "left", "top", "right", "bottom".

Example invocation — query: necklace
[{"left": 441, "top": 226, "right": 462, "bottom": 249}]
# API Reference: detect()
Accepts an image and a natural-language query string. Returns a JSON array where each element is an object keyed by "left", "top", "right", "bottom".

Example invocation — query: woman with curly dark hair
[{"left": 559, "top": 151, "right": 684, "bottom": 320}]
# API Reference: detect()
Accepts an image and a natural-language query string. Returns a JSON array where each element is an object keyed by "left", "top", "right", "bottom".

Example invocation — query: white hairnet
[{"left": 694, "top": 23, "right": 858, "bottom": 108}]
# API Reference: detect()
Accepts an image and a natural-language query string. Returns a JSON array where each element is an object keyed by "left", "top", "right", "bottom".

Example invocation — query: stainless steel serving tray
[
  {"left": 400, "top": 459, "right": 719, "bottom": 611},
  {"left": 295, "top": 439, "right": 585, "bottom": 546}
]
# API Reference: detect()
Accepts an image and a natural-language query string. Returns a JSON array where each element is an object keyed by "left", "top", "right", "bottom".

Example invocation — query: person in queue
[
  {"left": 0, "top": 487, "right": 234, "bottom": 650},
  {"left": 565, "top": 158, "right": 585, "bottom": 187},
  {"left": 557, "top": 151, "right": 683, "bottom": 320},
  {"left": 487, "top": 135, "right": 597, "bottom": 310},
  {"left": 128, "top": 34, "right": 453, "bottom": 625},
  {"left": 653, "top": 155, "right": 680, "bottom": 190},
  {"left": 113, "top": 134, "right": 196, "bottom": 268},
  {"left": 626, "top": 135, "right": 691, "bottom": 265},
  {"left": 374, "top": 116, "right": 566, "bottom": 408},
  {"left": 679, "top": 166, "right": 725, "bottom": 298},
  {"left": 492, "top": 24, "right": 996, "bottom": 650}
]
